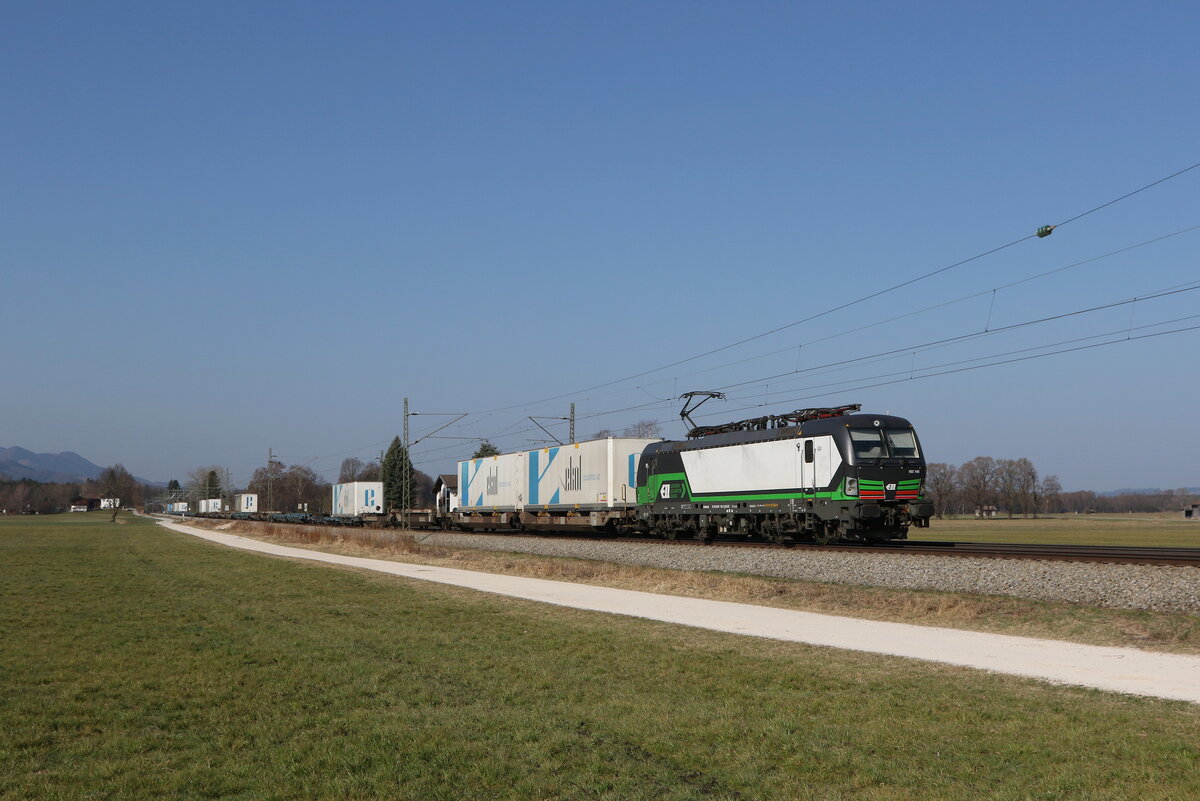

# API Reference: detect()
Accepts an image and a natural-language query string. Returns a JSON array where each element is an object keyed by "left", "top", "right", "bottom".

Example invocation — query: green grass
[
  {"left": 3, "top": 512, "right": 1199, "bottom": 800},
  {"left": 922, "top": 513, "right": 1200, "bottom": 547}
]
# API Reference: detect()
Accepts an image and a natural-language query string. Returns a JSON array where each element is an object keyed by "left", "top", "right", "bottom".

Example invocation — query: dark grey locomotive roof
[{"left": 645, "top": 413, "right": 917, "bottom": 455}]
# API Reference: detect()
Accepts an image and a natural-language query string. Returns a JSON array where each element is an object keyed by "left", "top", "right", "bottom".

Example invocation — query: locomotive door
[{"left": 799, "top": 438, "right": 815, "bottom": 494}]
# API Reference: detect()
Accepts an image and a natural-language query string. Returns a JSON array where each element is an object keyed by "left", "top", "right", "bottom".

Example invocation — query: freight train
[
  {"left": 174, "top": 403, "right": 933, "bottom": 544},
  {"left": 450, "top": 404, "right": 932, "bottom": 543}
]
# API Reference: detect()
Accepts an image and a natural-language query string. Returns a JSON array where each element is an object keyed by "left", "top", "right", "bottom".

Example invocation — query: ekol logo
[
  {"left": 562, "top": 457, "right": 582, "bottom": 492},
  {"left": 486, "top": 470, "right": 498, "bottom": 495}
]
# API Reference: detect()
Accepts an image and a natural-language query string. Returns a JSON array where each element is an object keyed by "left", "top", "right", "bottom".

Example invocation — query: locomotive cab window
[
  {"left": 849, "top": 429, "right": 885, "bottom": 459},
  {"left": 803, "top": 440, "right": 814, "bottom": 463},
  {"left": 885, "top": 429, "right": 919, "bottom": 458},
  {"left": 849, "top": 428, "right": 920, "bottom": 460}
]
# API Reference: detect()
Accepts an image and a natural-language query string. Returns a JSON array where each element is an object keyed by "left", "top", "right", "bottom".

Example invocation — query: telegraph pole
[
  {"left": 402, "top": 397, "right": 410, "bottom": 531},
  {"left": 403, "top": 403, "right": 469, "bottom": 530},
  {"left": 569, "top": 402, "right": 575, "bottom": 444},
  {"left": 267, "top": 448, "right": 273, "bottom": 513}
]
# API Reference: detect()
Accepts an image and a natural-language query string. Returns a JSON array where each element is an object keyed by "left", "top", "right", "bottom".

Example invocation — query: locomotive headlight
[{"left": 845, "top": 478, "right": 858, "bottom": 496}]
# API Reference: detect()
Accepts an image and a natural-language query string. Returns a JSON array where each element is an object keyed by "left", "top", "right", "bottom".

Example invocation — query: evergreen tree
[
  {"left": 381, "top": 436, "right": 414, "bottom": 511},
  {"left": 167, "top": 479, "right": 180, "bottom": 491},
  {"left": 205, "top": 470, "right": 222, "bottom": 499},
  {"left": 472, "top": 440, "right": 501, "bottom": 458}
]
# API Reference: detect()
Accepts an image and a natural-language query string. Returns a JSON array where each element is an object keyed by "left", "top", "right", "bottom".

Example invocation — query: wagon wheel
[{"left": 696, "top": 523, "right": 715, "bottom": 544}]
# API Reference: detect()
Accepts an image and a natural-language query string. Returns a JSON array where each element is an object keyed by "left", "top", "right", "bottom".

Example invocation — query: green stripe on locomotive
[{"left": 638, "top": 469, "right": 865, "bottom": 505}]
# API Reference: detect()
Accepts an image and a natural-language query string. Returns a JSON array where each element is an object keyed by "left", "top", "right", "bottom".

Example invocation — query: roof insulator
[{"left": 1036, "top": 225, "right": 1056, "bottom": 238}]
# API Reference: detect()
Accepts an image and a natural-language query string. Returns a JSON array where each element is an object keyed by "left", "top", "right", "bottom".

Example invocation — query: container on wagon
[
  {"left": 525, "top": 438, "right": 657, "bottom": 510},
  {"left": 332, "top": 481, "right": 384, "bottom": 516},
  {"left": 458, "top": 451, "right": 526, "bottom": 511},
  {"left": 233, "top": 493, "right": 258, "bottom": 513}
]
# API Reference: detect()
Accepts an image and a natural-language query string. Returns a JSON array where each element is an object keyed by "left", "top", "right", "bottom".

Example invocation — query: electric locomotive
[{"left": 634, "top": 403, "right": 933, "bottom": 543}]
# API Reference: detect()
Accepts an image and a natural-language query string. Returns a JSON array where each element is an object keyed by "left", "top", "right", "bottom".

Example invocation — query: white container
[
  {"left": 332, "top": 481, "right": 384, "bottom": 516},
  {"left": 100, "top": 498, "right": 120, "bottom": 509},
  {"left": 168, "top": 502, "right": 189, "bottom": 513},
  {"left": 197, "top": 498, "right": 223, "bottom": 514},
  {"left": 525, "top": 438, "right": 657, "bottom": 510},
  {"left": 458, "top": 451, "right": 525, "bottom": 511},
  {"left": 234, "top": 493, "right": 258, "bottom": 513}
]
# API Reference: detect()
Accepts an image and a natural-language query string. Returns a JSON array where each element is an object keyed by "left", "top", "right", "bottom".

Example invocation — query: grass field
[
  {"left": 203, "top": 517, "right": 1200, "bottom": 655},
  {"left": 3, "top": 513, "right": 1199, "bottom": 800},
  {"left": 921, "top": 513, "right": 1200, "bottom": 547}
]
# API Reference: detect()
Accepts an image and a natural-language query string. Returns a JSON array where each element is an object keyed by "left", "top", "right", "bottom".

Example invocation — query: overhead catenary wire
[
  {"left": 408, "top": 277, "right": 1200, "bottom": 467},
  {"left": 452, "top": 158, "right": 1200, "bottom": 418},
  {"left": 275, "top": 162, "right": 1200, "bottom": 478},
  {"left": 606, "top": 222, "right": 1200, "bottom": 398}
]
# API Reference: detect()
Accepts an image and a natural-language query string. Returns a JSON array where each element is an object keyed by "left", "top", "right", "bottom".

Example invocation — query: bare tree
[
  {"left": 1013, "top": 458, "right": 1038, "bottom": 518},
  {"left": 995, "top": 459, "right": 1023, "bottom": 518},
  {"left": 622, "top": 420, "right": 660, "bottom": 438},
  {"left": 1039, "top": 474, "right": 1063, "bottom": 515},
  {"left": 958, "top": 456, "right": 997, "bottom": 517},
  {"left": 338, "top": 457, "right": 365, "bottom": 483},
  {"left": 247, "top": 459, "right": 286, "bottom": 512},
  {"left": 590, "top": 429, "right": 617, "bottom": 439},
  {"left": 356, "top": 460, "right": 381, "bottom": 481},
  {"left": 98, "top": 464, "right": 136, "bottom": 521},
  {"left": 276, "top": 465, "right": 326, "bottom": 513},
  {"left": 924, "top": 463, "right": 958, "bottom": 519}
]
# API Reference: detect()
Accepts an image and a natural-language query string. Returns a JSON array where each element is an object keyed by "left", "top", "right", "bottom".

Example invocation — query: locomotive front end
[{"left": 835, "top": 414, "right": 934, "bottom": 539}]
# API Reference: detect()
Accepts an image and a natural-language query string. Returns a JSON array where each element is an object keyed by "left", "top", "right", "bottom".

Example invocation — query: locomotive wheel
[
  {"left": 812, "top": 522, "right": 836, "bottom": 546},
  {"left": 762, "top": 520, "right": 786, "bottom": 545}
]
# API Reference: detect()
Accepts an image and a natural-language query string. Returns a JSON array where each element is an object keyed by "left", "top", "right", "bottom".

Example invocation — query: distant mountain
[{"left": 0, "top": 447, "right": 155, "bottom": 485}]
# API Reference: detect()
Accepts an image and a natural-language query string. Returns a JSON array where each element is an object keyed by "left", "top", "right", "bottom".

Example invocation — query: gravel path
[
  {"left": 415, "top": 532, "right": 1200, "bottom": 613},
  {"left": 161, "top": 519, "right": 1200, "bottom": 704}
]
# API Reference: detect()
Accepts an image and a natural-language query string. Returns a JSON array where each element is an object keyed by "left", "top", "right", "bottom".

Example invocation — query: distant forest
[
  {"left": 925, "top": 457, "right": 1198, "bottom": 518},
  {"left": 0, "top": 445, "right": 438, "bottom": 516}
]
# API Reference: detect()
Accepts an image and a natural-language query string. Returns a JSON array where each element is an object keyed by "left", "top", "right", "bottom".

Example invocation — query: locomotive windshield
[{"left": 849, "top": 428, "right": 920, "bottom": 460}]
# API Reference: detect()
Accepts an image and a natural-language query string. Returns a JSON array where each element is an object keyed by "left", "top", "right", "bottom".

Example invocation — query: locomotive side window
[
  {"left": 849, "top": 429, "right": 885, "bottom": 459},
  {"left": 885, "top": 429, "right": 919, "bottom": 458}
]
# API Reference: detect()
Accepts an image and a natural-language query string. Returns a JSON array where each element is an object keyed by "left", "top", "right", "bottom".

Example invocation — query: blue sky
[{"left": 4, "top": 1, "right": 1198, "bottom": 492}]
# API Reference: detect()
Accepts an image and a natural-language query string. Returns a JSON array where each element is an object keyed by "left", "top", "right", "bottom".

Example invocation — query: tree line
[
  {"left": 0, "top": 464, "right": 145, "bottom": 515},
  {"left": 238, "top": 437, "right": 435, "bottom": 513},
  {"left": 925, "top": 456, "right": 1198, "bottom": 518}
]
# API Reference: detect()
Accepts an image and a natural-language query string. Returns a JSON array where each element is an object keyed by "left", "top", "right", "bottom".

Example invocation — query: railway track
[
  {"left": 178, "top": 514, "right": 1200, "bottom": 568},
  {"left": 430, "top": 530, "right": 1200, "bottom": 567}
]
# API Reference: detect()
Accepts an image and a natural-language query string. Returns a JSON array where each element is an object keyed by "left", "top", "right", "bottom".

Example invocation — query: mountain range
[{"left": 0, "top": 446, "right": 155, "bottom": 485}]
